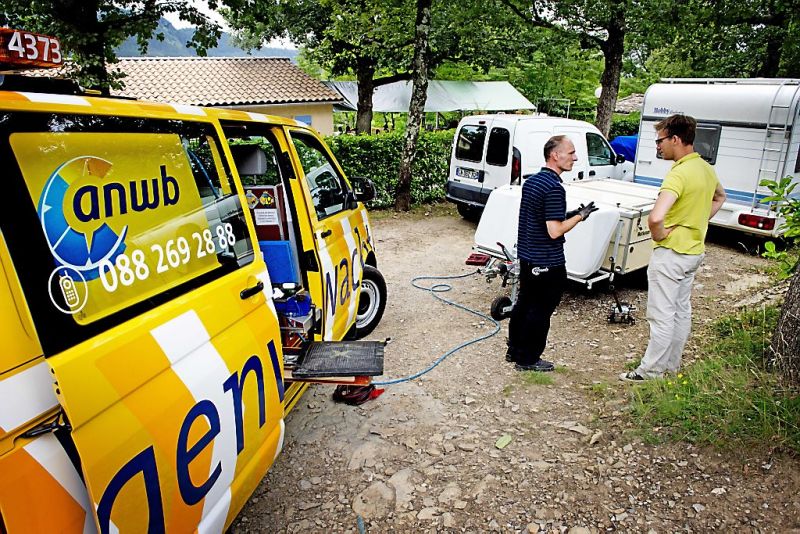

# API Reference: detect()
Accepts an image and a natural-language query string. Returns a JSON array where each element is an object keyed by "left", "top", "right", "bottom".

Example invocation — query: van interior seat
[{"left": 230, "top": 144, "right": 268, "bottom": 179}]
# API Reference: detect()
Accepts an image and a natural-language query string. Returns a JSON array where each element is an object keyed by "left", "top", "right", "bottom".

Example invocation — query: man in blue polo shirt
[{"left": 507, "top": 135, "right": 597, "bottom": 371}]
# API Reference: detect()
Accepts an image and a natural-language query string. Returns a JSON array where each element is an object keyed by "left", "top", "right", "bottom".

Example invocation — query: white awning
[{"left": 325, "top": 80, "right": 535, "bottom": 112}]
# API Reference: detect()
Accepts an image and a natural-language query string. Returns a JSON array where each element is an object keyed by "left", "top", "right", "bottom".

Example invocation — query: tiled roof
[
  {"left": 615, "top": 93, "right": 644, "bottom": 114},
  {"left": 110, "top": 57, "right": 340, "bottom": 106}
]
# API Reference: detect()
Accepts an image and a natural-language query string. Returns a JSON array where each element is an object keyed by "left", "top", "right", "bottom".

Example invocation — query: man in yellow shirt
[{"left": 621, "top": 114, "right": 727, "bottom": 381}]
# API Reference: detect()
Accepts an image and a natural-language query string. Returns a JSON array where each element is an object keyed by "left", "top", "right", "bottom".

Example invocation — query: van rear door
[
  {"left": 2, "top": 110, "right": 286, "bottom": 532},
  {"left": 449, "top": 120, "right": 490, "bottom": 205},
  {"left": 481, "top": 122, "right": 515, "bottom": 191}
]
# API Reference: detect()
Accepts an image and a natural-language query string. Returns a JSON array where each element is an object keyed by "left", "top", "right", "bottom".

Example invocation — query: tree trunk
[
  {"left": 770, "top": 270, "right": 800, "bottom": 387},
  {"left": 756, "top": 27, "right": 783, "bottom": 77},
  {"left": 356, "top": 58, "right": 376, "bottom": 134},
  {"left": 395, "top": 0, "right": 432, "bottom": 211},
  {"left": 594, "top": 10, "right": 625, "bottom": 137}
]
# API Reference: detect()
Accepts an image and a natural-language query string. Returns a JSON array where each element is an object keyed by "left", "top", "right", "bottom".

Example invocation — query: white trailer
[{"left": 635, "top": 78, "right": 800, "bottom": 236}]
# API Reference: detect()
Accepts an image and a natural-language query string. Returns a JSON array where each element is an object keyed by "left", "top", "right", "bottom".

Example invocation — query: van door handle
[
  {"left": 578, "top": 171, "right": 584, "bottom": 180},
  {"left": 320, "top": 229, "right": 332, "bottom": 238},
  {"left": 589, "top": 170, "right": 596, "bottom": 176},
  {"left": 240, "top": 281, "right": 264, "bottom": 300}
]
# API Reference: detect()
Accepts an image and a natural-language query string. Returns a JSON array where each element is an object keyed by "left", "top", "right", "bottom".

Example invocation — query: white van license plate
[{"left": 456, "top": 167, "right": 480, "bottom": 180}]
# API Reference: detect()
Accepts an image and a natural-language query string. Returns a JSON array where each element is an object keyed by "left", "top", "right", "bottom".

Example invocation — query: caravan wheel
[{"left": 490, "top": 296, "right": 513, "bottom": 321}]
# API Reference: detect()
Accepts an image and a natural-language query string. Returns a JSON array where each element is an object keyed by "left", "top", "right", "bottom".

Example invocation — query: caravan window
[
  {"left": 586, "top": 132, "right": 614, "bottom": 166},
  {"left": 486, "top": 127, "right": 510, "bottom": 166},
  {"left": 694, "top": 123, "right": 721, "bottom": 165},
  {"left": 455, "top": 125, "right": 487, "bottom": 162}
]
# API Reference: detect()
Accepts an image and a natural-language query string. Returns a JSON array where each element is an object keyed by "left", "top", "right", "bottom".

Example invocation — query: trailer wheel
[
  {"left": 457, "top": 203, "right": 482, "bottom": 222},
  {"left": 354, "top": 265, "right": 387, "bottom": 338},
  {"left": 490, "top": 296, "right": 513, "bottom": 321}
]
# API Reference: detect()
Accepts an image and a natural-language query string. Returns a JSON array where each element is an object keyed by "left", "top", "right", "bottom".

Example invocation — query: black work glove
[
  {"left": 577, "top": 201, "right": 599, "bottom": 221},
  {"left": 566, "top": 206, "right": 581, "bottom": 219}
]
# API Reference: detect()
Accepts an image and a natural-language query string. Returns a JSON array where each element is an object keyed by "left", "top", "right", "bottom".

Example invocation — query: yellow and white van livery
[{"left": 0, "top": 74, "right": 386, "bottom": 533}]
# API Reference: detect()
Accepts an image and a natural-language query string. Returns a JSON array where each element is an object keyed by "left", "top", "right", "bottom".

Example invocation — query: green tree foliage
[
  {"left": 498, "top": 0, "right": 652, "bottom": 135},
  {"left": 222, "top": 0, "right": 522, "bottom": 133},
  {"left": 221, "top": 0, "right": 415, "bottom": 133},
  {"left": 1, "top": 1, "right": 222, "bottom": 91}
]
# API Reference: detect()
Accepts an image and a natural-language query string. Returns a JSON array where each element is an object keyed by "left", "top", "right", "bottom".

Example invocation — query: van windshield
[{"left": 0, "top": 112, "right": 253, "bottom": 355}]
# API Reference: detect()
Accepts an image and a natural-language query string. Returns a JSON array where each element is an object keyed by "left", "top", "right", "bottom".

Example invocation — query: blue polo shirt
[{"left": 517, "top": 167, "right": 566, "bottom": 267}]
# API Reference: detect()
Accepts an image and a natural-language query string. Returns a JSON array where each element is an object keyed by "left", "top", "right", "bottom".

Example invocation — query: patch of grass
[
  {"left": 502, "top": 384, "right": 514, "bottom": 396},
  {"left": 624, "top": 359, "right": 640, "bottom": 371},
  {"left": 368, "top": 202, "right": 456, "bottom": 221},
  {"left": 589, "top": 381, "right": 613, "bottom": 399},
  {"left": 554, "top": 365, "right": 571, "bottom": 374},
  {"left": 628, "top": 306, "right": 800, "bottom": 454},
  {"left": 520, "top": 371, "right": 554, "bottom": 386}
]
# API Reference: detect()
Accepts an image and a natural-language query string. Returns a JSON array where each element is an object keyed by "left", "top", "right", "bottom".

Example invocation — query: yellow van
[{"left": 0, "top": 72, "right": 386, "bottom": 532}]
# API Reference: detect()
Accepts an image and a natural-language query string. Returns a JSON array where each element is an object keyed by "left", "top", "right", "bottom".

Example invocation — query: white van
[
  {"left": 636, "top": 78, "right": 800, "bottom": 236},
  {"left": 446, "top": 114, "right": 632, "bottom": 219}
]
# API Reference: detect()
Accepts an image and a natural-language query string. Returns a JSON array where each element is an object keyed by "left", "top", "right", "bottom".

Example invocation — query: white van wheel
[
  {"left": 354, "top": 265, "right": 387, "bottom": 338},
  {"left": 457, "top": 203, "right": 482, "bottom": 222}
]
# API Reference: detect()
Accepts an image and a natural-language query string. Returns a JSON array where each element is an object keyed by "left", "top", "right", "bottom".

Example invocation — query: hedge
[
  {"left": 609, "top": 112, "right": 641, "bottom": 139},
  {"left": 325, "top": 130, "right": 454, "bottom": 209}
]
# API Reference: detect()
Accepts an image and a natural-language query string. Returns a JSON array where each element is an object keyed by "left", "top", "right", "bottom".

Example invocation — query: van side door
[
  {"left": 586, "top": 131, "right": 618, "bottom": 180},
  {"left": 1, "top": 110, "right": 285, "bottom": 532},
  {"left": 554, "top": 127, "right": 589, "bottom": 182},
  {"left": 284, "top": 128, "right": 370, "bottom": 341}
]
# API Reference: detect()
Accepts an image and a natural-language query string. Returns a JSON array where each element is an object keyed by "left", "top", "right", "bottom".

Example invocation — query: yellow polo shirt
[{"left": 656, "top": 152, "right": 720, "bottom": 255}]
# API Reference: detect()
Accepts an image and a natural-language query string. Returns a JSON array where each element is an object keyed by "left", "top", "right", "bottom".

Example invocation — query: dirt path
[{"left": 233, "top": 206, "right": 800, "bottom": 533}]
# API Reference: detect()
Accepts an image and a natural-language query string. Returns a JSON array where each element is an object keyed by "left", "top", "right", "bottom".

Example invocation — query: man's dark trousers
[{"left": 508, "top": 261, "right": 567, "bottom": 365}]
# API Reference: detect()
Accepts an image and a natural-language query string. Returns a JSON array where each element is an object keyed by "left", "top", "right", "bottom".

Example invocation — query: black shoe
[
  {"left": 505, "top": 349, "right": 516, "bottom": 363},
  {"left": 619, "top": 371, "right": 646, "bottom": 382},
  {"left": 515, "top": 359, "right": 554, "bottom": 372}
]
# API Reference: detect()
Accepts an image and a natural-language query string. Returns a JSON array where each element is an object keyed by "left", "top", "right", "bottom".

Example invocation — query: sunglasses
[{"left": 655, "top": 135, "right": 672, "bottom": 146}]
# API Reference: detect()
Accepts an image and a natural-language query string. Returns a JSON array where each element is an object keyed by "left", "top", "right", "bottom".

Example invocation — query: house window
[{"left": 294, "top": 115, "right": 312, "bottom": 126}]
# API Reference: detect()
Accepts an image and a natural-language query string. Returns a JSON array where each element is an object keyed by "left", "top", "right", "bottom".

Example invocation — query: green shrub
[
  {"left": 326, "top": 130, "right": 454, "bottom": 208},
  {"left": 628, "top": 306, "right": 800, "bottom": 454},
  {"left": 609, "top": 112, "right": 641, "bottom": 139}
]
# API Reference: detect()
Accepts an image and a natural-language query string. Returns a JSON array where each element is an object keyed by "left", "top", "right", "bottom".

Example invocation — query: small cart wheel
[{"left": 490, "top": 296, "right": 513, "bottom": 321}]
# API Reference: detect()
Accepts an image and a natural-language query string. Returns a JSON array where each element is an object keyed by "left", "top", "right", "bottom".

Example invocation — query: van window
[
  {"left": 0, "top": 112, "right": 253, "bottom": 356},
  {"left": 694, "top": 123, "right": 721, "bottom": 164},
  {"left": 587, "top": 132, "right": 614, "bottom": 166},
  {"left": 290, "top": 131, "right": 348, "bottom": 220},
  {"left": 455, "top": 125, "right": 487, "bottom": 162},
  {"left": 486, "top": 127, "right": 510, "bottom": 166}
]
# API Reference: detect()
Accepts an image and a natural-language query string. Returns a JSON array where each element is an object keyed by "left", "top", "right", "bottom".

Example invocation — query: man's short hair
[
  {"left": 654, "top": 114, "right": 696, "bottom": 145},
  {"left": 544, "top": 135, "right": 567, "bottom": 161}
]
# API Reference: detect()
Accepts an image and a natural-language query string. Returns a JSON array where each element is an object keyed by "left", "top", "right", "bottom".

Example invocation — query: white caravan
[
  {"left": 635, "top": 78, "right": 800, "bottom": 236},
  {"left": 446, "top": 115, "right": 632, "bottom": 219}
]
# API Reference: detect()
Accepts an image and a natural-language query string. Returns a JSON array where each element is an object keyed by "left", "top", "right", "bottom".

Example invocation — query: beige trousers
[{"left": 636, "top": 247, "right": 704, "bottom": 378}]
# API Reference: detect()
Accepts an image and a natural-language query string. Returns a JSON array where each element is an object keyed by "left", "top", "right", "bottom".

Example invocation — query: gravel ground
[{"left": 232, "top": 204, "right": 800, "bottom": 533}]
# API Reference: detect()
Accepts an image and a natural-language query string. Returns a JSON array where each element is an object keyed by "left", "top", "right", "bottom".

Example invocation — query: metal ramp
[
  {"left": 290, "top": 341, "right": 384, "bottom": 379},
  {"left": 754, "top": 80, "right": 800, "bottom": 209}
]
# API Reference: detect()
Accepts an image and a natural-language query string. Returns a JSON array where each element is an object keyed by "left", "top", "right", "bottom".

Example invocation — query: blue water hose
[{"left": 372, "top": 270, "right": 501, "bottom": 386}]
